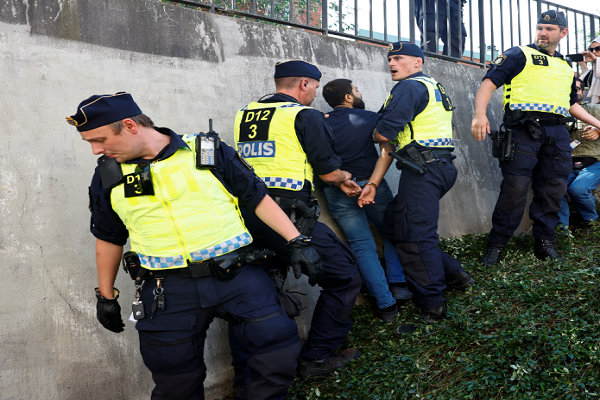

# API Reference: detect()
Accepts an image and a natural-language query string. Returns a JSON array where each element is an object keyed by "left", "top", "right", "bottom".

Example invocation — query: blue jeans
[
  {"left": 558, "top": 161, "right": 600, "bottom": 226},
  {"left": 323, "top": 179, "right": 405, "bottom": 309}
]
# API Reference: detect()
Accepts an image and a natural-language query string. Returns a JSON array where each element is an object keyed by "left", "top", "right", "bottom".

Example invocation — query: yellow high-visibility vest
[
  {"left": 234, "top": 102, "right": 314, "bottom": 191},
  {"left": 111, "top": 135, "right": 252, "bottom": 270},
  {"left": 390, "top": 76, "right": 454, "bottom": 151},
  {"left": 503, "top": 46, "right": 573, "bottom": 117}
]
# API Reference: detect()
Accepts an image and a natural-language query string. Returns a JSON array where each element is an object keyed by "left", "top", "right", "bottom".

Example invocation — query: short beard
[
  {"left": 352, "top": 96, "right": 366, "bottom": 110},
  {"left": 535, "top": 36, "right": 560, "bottom": 51}
]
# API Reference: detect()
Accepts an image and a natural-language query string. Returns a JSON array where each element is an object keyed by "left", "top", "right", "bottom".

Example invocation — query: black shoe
[
  {"left": 297, "top": 348, "right": 361, "bottom": 377},
  {"left": 534, "top": 238, "right": 565, "bottom": 261},
  {"left": 421, "top": 303, "right": 447, "bottom": 324},
  {"left": 378, "top": 304, "right": 398, "bottom": 323},
  {"left": 480, "top": 243, "right": 506, "bottom": 266},
  {"left": 445, "top": 272, "right": 475, "bottom": 291}
]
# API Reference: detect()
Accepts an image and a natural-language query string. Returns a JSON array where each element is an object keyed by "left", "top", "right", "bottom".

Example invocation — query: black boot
[
  {"left": 480, "top": 243, "right": 506, "bottom": 266},
  {"left": 445, "top": 272, "right": 475, "bottom": 291},
  {"left": 421, "top": 302, "right": 446, "bottom": 324},
  {"left": 534, "top": 238, "right": 565, "bottom": 261}
]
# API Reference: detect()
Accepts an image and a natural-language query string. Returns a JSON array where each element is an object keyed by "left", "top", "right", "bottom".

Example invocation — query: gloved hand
[
  {"left": 95, "top": 288, "right": 125, "bottom": 333},
  {"left": 286, "top": 235, "right": 324, "bottom": 286}
]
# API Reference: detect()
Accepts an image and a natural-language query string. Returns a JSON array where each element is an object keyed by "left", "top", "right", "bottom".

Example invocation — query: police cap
[
  {"left": 538, "top": 10, "right": 567, "bottom": 27},
  {"left": 387, "top": 41, "right": 425, "bottom": 63},
  {"left": 66, "top": 92, "right": 142, "bottom": 132},
  {"left": 274, "top": 60, "right": 322, "bottom": 81}
]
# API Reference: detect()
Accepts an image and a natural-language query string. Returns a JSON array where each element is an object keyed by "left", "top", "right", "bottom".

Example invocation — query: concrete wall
[{"left": 0, "top": 0, "right": 520, "bottom": 398}]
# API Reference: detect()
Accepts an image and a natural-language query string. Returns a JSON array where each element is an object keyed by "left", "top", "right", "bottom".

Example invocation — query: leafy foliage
[{"left": 289, "top": 224, "right": 600, "bottom": 399}]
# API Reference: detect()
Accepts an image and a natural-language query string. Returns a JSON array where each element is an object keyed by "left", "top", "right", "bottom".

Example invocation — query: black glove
[
  {"left": 286, "top": 235, "right": 324, "bottom": 287},
  {"left": 95, "top": 288, "right": 125, "bottom": 333}
]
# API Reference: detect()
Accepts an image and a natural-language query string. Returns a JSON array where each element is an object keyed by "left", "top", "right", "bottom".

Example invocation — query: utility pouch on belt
[
  {"left": 491, "top": 124, "right": 515, "bottom": 162},
  {"left": 209, "top": 253, "right": 239, "bottom": 280},
  {"left": 122, "top": 251, "right": 143, "bottom": 281},
  {"left": 278, "top": 291, "right": 307, "bottom": 318}
]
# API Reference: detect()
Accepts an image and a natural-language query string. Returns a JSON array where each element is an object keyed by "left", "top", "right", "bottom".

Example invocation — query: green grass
[{"left": 289, "top": 224, "right": 600, "bottom": 399}]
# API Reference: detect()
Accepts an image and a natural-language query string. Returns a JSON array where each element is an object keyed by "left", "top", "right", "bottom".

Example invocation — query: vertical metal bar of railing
[
  {"left": 458, "top": 0, "right": 463, "bottom": 57},
  {"left": 270, "top": 0, "right": 274, "bottom": 18},
  {"left": 307, "top": 0, "right": 311, "bottom": 27},
  {"left": 489, "top": 0, "right": 494, "bottom": 60},
  {"left": 339, "top": 0, "right": 343, "bottom": 32},
  {"left": 445, "top": 0, "right": 450, "bottom": 56},
  {"left": 433, "top": 0, "right": 439, "bottom": 53},
  {"left": 479, "top": 0, "right": 486, "bottom": 64},
  {"left": 509, "top": 0, "right": 514, "bottom": 48},
  {"left": 369, "top": 0, "right": 373, "bottom": 38},
  {"left": 422, "top": 0, "right": 427, "bottom": 51},
  {"left": 517, "top": 0, "right": 522, "bottom": 49},
  {"left": 528, "top": 0, "right": 532, "bottom": 44},
  {"left": 591, "top": 17, "right": 597, "bottom": 41},
  {"left": 564, "top": 9, "right": 569, "bottom": 56},
  {"left": 354, "top": 0, "right": 358, "bottom": 36},
  {"left": 536, "top": 0, "right": 541, "bottom": 20},
  {"left": 323, "top": 0, "right": 328, "bottom": 33},
  {"left": 210, "top": 0, "right": 215, "bottom": 13},
  {"left": 397, "top": 0, "right": 401, "bottom": 43},
  {"left": 409, "top": 0, "right": 415, "bottom": 44},
  {"left": 500, "top": 0, "right": 505, "bottom": 54},
  {"left": 469, "top": 0, "right": 473, "bottom": 60},
  {"left": 252, "top": 0, "right": 256, "bottom": 16},
  {"left": 384, "top": 0, "right": 388, "bottom": 42}
]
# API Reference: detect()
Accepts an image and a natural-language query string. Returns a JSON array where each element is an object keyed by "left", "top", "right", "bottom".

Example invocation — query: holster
[
  {"left": 389, "top": 145, "right": 447, "bottom": 176},
  {"left": 273, "top": 197, "right": 321, "bottom": 236},
  {"left": 491, "top": 124, "right": 515, "bottom": 163}
]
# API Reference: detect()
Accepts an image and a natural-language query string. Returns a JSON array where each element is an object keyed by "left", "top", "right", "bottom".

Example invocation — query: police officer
[
  {"left": 369, "top": 42, "right": 474, "bottom": 324},
  {"left": 471, "top": 10, "right": 600, "bottom": 265},
  {"left": 415, "top": 0, "right": 467, "bottom": 58},
  {"left": 233, "top": 60, "right": 363, "bottom": 378},
  {"left": 69, "top": 92, "right": 323, "bottom": 400}
]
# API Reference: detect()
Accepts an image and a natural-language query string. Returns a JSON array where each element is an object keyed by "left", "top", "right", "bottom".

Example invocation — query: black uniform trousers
[
  {"left": 415, "top": 0, "right": 467, "bottom": 58},
  {"left": 134, "top": 265, "right": 301, "bottom": 400},
  {"left": 381, "top": 156, "right": 464, "bottom": 310},
  {"left": 239, "top": 210, "right": 362, "bottom": 360},
  {"left": 489, "top": 123, "right": 573, "bottom": 244}
]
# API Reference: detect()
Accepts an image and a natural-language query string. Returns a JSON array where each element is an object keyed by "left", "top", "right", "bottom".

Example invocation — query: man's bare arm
[
  {"left": 471, "top": 78, "right": 498, "bottom": 141},
  {"left": 96, "top": 239, "right": 123, "bottom": 298}
]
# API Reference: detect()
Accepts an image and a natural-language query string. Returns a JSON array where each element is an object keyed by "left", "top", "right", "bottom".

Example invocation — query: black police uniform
[
  {"left": 485, "top": 45, "right": 578, "bottom": 245},
  {"left": 89, "top": 128, "right": 301, "bottom": 400},
  {"left": 377, "top": 72, "right": 467, "bottom": 311},
  {"left": 415, "top": 0, "right": 467, "bottom": 58},
  {"left": 233, "top": 93, "right": 362, "bottom": 361}
]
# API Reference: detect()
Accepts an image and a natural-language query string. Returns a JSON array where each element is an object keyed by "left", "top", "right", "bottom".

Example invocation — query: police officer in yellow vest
[
  {"left": 232, "top": 60, "right": 363, "bottom": 379},
  {"left": 363, "top": 41, "right": 474, "bottom": 326},
  {"left": 471, "top": 10, "right": 600, "bottom": 265},
  {"left": 69, "top": 92, "right": 323, "bottom": 400}
]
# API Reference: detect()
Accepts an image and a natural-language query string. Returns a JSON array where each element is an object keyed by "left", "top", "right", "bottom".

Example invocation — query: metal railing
[{"left": 162, "top": 0, "right": 599, "bottom": 68}]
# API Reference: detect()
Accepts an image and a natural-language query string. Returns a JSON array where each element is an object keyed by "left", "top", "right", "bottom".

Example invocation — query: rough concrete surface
[{"left": 0, "top": 0, "right": 522, "bottom": 399}]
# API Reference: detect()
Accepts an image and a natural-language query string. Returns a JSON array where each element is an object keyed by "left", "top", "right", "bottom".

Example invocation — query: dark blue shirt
[
  {"left": 376, "top": 71, "right": 430, "bottom": 142},
  {"left": 485, "top": 44, "right": 578, "bottom": 107},
  {"left": 258, "top": 93, "right": 342, "bottom": 199},
  {"left": 88, "top": 127, "right": 268, "bottom": 246},
  {"left": 326, "top": 107, "right": 380, "bottom": 178}
]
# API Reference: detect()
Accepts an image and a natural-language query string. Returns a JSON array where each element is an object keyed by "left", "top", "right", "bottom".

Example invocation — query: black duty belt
[
  {"left": 144, "top": 260, "right": 216, "bottom": 279},
  {"left": 532, "top": 116, "right": 575, "bottom": 126},
  {"left": 420, "top": 148, "right": 453, "bottom": 159}
]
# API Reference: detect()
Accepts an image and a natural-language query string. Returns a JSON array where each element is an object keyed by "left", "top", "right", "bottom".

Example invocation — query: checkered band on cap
[
  {"left": 189, "top": 233, "right": 252, "bottom": 261},
  {"left": 262, "top": 177, "right": 304, "bottom": 190},
  {"left": 138, "top": 233, "right": 252, "bottom": 269},
  {"left": 416, "top": 138, "right": 455, "bottom": 147},
  {"left": 511, "top": 103, "right": 570, "bottom": 117}
]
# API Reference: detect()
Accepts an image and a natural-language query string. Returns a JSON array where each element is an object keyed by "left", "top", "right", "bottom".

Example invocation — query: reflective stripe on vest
[
  {"left": 111, "top": 135, "right": 252, "bottom": 270},
  {"left": 234, "top": 102, "right": 315, "bottom": 191},
  {"left": 503, "top": 46, "right": 573, "bottom": 117},
  {"left": 391, "top": 76, "right": 455, "bottom": 151}
]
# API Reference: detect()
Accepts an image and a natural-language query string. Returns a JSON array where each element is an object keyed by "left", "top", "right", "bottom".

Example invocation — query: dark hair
[
  {"left": 322, "top": 79, "right": 353, "bottom": 108},
  {"left": 574, "top": 77, "right": 583, "bottom": 86},
  {"left": 109, "top": 113, "right": 154, "bottom": 133}
]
